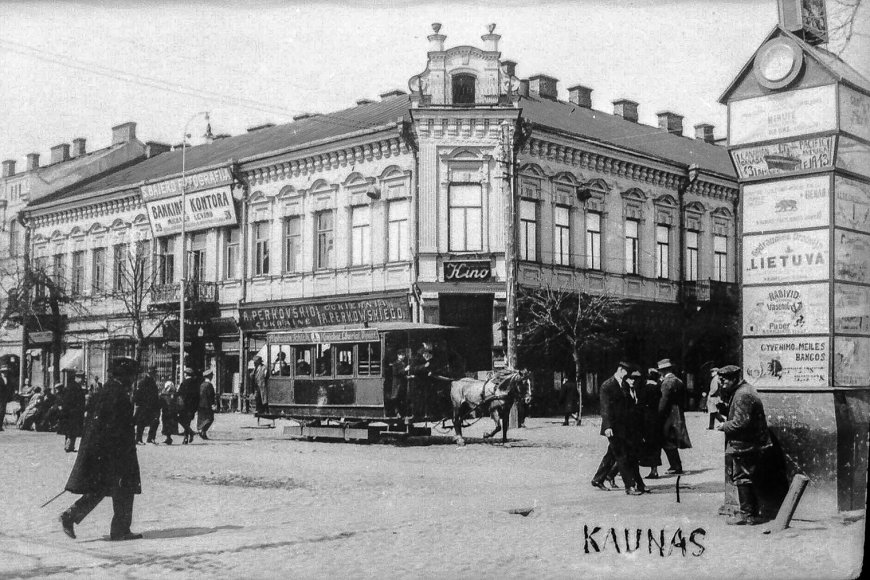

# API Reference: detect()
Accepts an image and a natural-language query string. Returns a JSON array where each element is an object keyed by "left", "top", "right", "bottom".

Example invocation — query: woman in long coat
[
  {"left": 638, "top": 368, "right": 663, "bottom": 478},
  {"left": 58, "top": 374, "right": 87, "bottom": 452}
]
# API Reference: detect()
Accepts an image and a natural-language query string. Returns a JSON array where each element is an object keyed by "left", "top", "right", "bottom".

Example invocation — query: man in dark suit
[
  {"left": 591, "top": 361, "right": 644, "bottom": 495},
  {"left": 0, "top": 357, "right": 16, "bottom": 432},
  {"left": 60, "top": 357, "right": 142, "bottom": 541},
  {"left": 657, "top": 358, "right": 692, "bottom": 474}
]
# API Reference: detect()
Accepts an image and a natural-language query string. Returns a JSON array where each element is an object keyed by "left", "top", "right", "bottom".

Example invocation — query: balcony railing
[{"left": 150, "top": 281, "right": 218, "bottom": 308}]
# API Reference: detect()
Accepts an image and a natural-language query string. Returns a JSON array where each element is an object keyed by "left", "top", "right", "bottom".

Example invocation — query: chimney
[
  {"left": 613, "top": 99, "right": 639, "bottom": 123},
  {"left": 50, "top": 143, "right": 71, "bottom": 164},
  {"left": 529, "top": 74, "right": 559, "bottom": 100},
  {"left": 502, "top": 60, "right": 517, "bottom": 77},
  {"left": 694, "top": 123, "right": 715, "bottom": 143},
  {"left": 71, "top": 137, "right": 87, "bottom": 157},
  {"left": 568, "top": 84, "right": 593, "bottom": 109},
  {"left": 112, "top": 122, "right": 137, "bottom": 145},
  {"left": 518, "top": 79, "right": 530, "bottom": 97},
  {"left": 481, "top": 23, "right": 500, "bottom": 52},
  {"left": 428, "top": 22, "right": 446, "bottom": 52},
  {"left": 1, "top": 160, "right": 15, "bottom": 178},
  {"left": 247, "top": 123, "right": 275, "bottom": 132},
  {"left": 145, "top": 141, "right": 171, "bottom": 158},
  {"left": 26, "top": 153, "right": 40, "bottom": 171},
  {"left": 356, "top": 98, "right": 375, "bottom": 106},
  {"left": 379, "top": 89, "right": 407, "bottom": 100},
  {"left": 657, "top": 111, "right": 684, "bottom": 135}
]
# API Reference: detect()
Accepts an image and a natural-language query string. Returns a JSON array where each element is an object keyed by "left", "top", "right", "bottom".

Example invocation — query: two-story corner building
[
  {"left": 21, "top": 24, "right": 740, "bottom": 409},
  {"left": 0, "top": 122, "right": 149, "bottom": 386}
]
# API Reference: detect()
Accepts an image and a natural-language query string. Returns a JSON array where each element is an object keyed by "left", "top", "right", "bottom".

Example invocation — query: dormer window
[{"left": 452, "top": 74, "right": 476, "bottom": 105}]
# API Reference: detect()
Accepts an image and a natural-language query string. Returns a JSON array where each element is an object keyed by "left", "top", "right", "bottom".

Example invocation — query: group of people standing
[
  {"left": 134, "top": 366, "right": 217, "bottom": 446},
  {"left": 591, "top": 358, "right": 692, "bottom": 495}
]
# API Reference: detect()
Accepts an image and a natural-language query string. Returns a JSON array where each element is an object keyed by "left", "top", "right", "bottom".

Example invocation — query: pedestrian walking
[
  {"left": 132, "top": 369, "right": 160, "bottom": 445},
  {"left": 59, "top": 357, "right": 143, "bottom": 541},
  {"left": 178, "top": 367, "right": 201, "bottom": 444},
  {"left": 159, "top": 381, "right": 179, "bottom": 445},
  {"left": 639, "top": 368, "right": 663, "bottom": 478},
  {"left": 0, "top": 356, "right": 17, "bottom": 431},
  {"left": 590, "top": 361, "right": 644, "bottom": 496},
  {"left": 197, "top": 369, "right": 216, "bottom": 440},
  {"left": 706, "top": 368, "right": 726, "bottom": 430},
  {"left": 716, "top": 365, "right": 773, "bottom": 525},
  {"left": 58, "top": 371, "right": 86, "bottom": 452},
  {"left": 657, "top": 358, "right": 691, "bottom": 474},
  {"left": 250, "top": 356, "right": 266, "bottom": 414},
  {"left": 558, "top": 376, "right": 580, "bottom": 426},
  {"left": 621, "top": 368, "right": 648, "bottom": 493}
]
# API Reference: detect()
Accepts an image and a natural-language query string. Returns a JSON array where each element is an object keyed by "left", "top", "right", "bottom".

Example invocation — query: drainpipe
[{"left": 232, "top": 163, "right": 249, "bottom": 412}]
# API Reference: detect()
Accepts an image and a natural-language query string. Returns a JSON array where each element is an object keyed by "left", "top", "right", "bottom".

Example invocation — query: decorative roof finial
[
  {"left": 487, "top": 23, "right": 496, "bottom": 34},
  {"left": 432, "top": 23, "right": 442, "bottom": 33}
]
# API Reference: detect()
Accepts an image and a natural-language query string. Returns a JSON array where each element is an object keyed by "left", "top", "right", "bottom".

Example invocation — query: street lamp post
[{"left": 178, "top": 111, "right": 210, "bottom": 382}]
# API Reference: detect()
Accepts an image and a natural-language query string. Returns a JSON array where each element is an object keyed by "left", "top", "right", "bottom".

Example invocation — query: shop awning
[{"left": 59, "top": 349, "right": 84, "bottom": 371}]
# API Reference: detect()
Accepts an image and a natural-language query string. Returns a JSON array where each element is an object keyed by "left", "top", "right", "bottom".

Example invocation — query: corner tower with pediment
[{"left": 406, "top": 24, "right": 522, "bottom": 370}]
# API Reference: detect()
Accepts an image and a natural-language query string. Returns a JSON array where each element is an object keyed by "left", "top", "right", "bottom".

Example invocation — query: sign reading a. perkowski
[
  {"left": 240, "top": 296, "right": 409, "bottom": 331},
  {"left": 146, "top": 186, "right": 237, "bottom": 235}
]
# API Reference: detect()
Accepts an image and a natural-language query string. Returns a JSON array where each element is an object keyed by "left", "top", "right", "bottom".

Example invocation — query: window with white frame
[
  {"left": 388, "top": 200, "right": 409, "bottom": 262},
  {"left": 449, "top": 184, "right": 482, "bottom": 251},
  {"left": 585, "top": 211, "right": 601, "bottom": 270},
  {"left": 713, "top": 235, "right": 727, "bottom": 282},
  {"left": 158, "top": 236, "right": 175, "bottom": 284},
  {"left": 686, "top": 230, "right": 699, "bottom": 281},
  {"left": 519, "top": 199, "right": 538, "bottom": 261},
  {"left": 92, "top": 248, "right": 106, "bottom": 294},
  {"left": 254, "top": 221, "right": 270, "bottom": 275},
  {"left": 625, "top": 219, "right": 639, "bottom": 275},
  {"left": 656, "top": 224, "right": 670, "bottom": 279},
  {"left": 283, "top": 217, "right": 302, "bottom": 273},
  {"left": 71, "top": 251, "right": 84, "bottom": 295},
  {"left": 315, "top": 211, "right": 334, "bottom": 269},
  {"left": 351, "top": 206, "right": 371, "bottom": 266},
  {"left": 554, "top": 205, "right": 570, "bottom": 266},
  {"left": 53, "top": 253, "right": 66, "bottom": 291},
  {"left": 224, "top": 227, "right": 240, "bottom": 280},
  {"left": 187, "top": 233, "right": 206, "bottom": 282}
]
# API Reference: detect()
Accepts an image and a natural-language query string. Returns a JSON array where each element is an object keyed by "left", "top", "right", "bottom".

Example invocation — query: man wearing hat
[
  {"left": 657, "top": 358, "right": 691, "bottom": 474},
  {"left": 197, "top": 368, "right": 217, "bottom": 440},
  {"left": 58, "top": 371, "right": 87, "bottom": 452},
  {"left": 0, "top": 357, "right": 16, "bottom": 432},
  {"left": 60, "top": 357, "right": 143, "bottom": 541},
  {"left": 132, "top": 367, "right": 160, "bottom": 445},
  {"left": 177, "top": 366, "right": 201, "bottom": 444},
  {"left": 716, "top": 365, "right": 773, "bottom": 525}
]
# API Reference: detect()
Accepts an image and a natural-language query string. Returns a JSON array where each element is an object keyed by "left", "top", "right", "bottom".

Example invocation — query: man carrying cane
[{"left": 59, "top": 357, "right": 143, "bottom": 541}]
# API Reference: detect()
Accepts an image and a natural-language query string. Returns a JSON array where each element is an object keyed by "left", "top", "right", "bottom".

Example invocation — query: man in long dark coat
[
  {"left": 58, "top": 371, "right": 87, "bottom": 452},
  {"left": 132, "top": 370, "right": 160, "bottom": 445},
  {"left": 177, "top": 367, "right": 201, "bottom": 444},
  {"left": 197, "top": 369, "right": 216, "bottom": 440},
  {"left": 657, "top": 358, "right": 692, "bottom": 474},
  {"left": 590, "top": 361, "right": 643, "bottom": 495},
  {"left": 60, "top": 357, "right": 142, "bottom": 541},
  {"left": 0, "top": 356, "right": 18, "bottom": 431}
]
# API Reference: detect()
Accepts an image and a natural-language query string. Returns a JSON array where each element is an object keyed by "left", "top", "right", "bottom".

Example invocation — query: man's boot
[{"left": 727, "top": 485, "right": 759, "bottom": 525}]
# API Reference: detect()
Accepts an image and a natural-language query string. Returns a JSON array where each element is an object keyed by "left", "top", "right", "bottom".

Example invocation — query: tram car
[{"left": 259, "top": 322, "right": 462, "bottom": 441}]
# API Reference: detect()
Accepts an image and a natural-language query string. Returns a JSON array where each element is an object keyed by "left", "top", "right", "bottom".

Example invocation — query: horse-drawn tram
[{"left": 258, "top": 322, "right": 461, "bottom": 441}]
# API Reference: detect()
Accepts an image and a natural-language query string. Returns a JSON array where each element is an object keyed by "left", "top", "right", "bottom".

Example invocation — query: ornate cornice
[{"left": 30, "top": 194, "right": 142, "bottom": 229}]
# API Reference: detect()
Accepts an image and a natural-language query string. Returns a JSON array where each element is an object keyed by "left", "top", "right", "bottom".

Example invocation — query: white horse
[{"left": 449, "top": 369, "right": 531, "bottom": 445}]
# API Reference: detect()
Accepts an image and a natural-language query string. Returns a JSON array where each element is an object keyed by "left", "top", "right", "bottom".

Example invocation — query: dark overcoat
[
  {"left": 178, "top": 375, "right": 201, "bottom": 416},
  {"left": 132, "top": 374, "right": 160, "bottom": 425},
  {"left": 160, "top": 385, "right": 180, "bottom": 437},
  {"left": 658, "top": 373, "right": 692, "bottom": 450},
  {"left": 722, "top": 381, "right": 771, "bottom": 454},
  {"left": 599, "top": 376, "right": 629, "bottom": 439},
  {"left": 637, "top": 379, "right": 662, "bottom": 467},
  {"left": 65, "top": 378, "right": 141, "bottom": 496},
  {"left": 57, "top": 382, "right": 86, "bottom": 438}
]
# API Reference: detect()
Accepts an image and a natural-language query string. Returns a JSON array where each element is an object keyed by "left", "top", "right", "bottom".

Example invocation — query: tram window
[
  {"left": 358, "top": 342, "right": 382, "bottom": 376},
  {"left": 315, "top": 343, "right": 333, "bottom": 376},
  {"left": 336, "top": 344, "right": 354, "bottom": 376},
  {"left": 293, "top": 346, "right": 312, "bottom": 376},
  {"left": 269, "top": 345, "right": 291, "bottom": 376}
]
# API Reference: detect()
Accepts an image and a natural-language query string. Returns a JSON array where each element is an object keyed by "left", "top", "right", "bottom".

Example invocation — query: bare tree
[
  {"left": 518, "top": 286, "right": 626, "bottom": 422},
  {"left": 826, "top": 0, "right": 869, "bottom": 54}
]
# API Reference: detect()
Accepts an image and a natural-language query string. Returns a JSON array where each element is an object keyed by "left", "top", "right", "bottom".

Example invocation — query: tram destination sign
[{"left": 240, "top": 296, "right": 409, "bottom": 331}]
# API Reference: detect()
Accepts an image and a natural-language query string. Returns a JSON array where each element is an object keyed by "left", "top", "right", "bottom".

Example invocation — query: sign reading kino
[
  {"left": 730, "top": 39, "right": 870, "bottom": 391},
  {"left": 141, "top": 167, "right": 238, "bottom": 235}
]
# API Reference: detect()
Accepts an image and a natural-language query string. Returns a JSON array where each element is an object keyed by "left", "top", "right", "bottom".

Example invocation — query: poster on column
[
  {"left": 743, "top": 337, "right": 828, "bottom": 388},
  {"left": 730, "top": 136, "right": 835, "bottom": 180},
  {"left": 840, "top": 85, "right": 870, "bottom": 143},
  {"left": 742, "top": 175, "right": 829, "bottom": 233},
  {"left": 834, "top": 230, "right": 870, "bottom": 284},
  {"left": 743, "top": 230, "right": 829, "bottom": 285},
  {"left": 743, "top": 283, "right": 829, "bottom": 336},
  {"left": 835, "top": 176, "right": 870, "bottom": 234},
  {"left": 834, "top": 336, "right": 870, "bottom": 386},
  {"left": 728, "top": 84, "right": 837, "bottom": 145},
  {"left": 836, "top": 137, "right": 870, "bottom": 180},
  {"left": 834, "top": 283, "right": 870, "bottom": 334}
]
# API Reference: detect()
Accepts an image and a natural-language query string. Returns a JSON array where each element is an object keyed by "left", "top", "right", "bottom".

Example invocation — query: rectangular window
[
  {"left": 449, "top": 184, "right": 482, "bottom": 251},
  {"left": 358, "top": 342, "right": 382, "bottom": 376},
  {"left": 52, "top": 253, "right": 66, "bottom": 291},
  {"left": 336, "top": 344, "right": 354, "bottom": 376},
  {"left": 585, "top": 212, "right": 601, "bottom": 270},
  {"left": 388, "top": 200, "right": 409, "bottom": 262},
  {"left": 686, "top": 231, "right": 699, "bottom": 281},
  {"left": 625, "top": 219, "right": 639, "bottom": 275},
  {"left": 159, "top": 237, "right": 176, "bottom": 284},
  {"left": 71, "top": 251, "right": 85, "bottom": 295},
  {"left": 254, "top": 221, "right": 270, "bottom": 275},
  {"left": 554, "top": 205, "right": 570, "bottom": 266},
  {"left": 113, "top": 244, "right": 126, "bottom": 291},
  {"left": 519, "top": 200, "right": 538, "bottom": 261},
  {"left": 224, "top": 227, "right": 240, "bottom": 280},
  {"left": 713, "top": 235, "right": 727, "bottom": 282},
  {"left": 656, "top": 225, "right": 670, "bottom": 279},
  {"left": 188, "top": 233, "right": 206, "bottom": 282},
  {"left": 315, "top": 211, "right": 334, "bottom": 269},
  {"left": 92, "top": 248, "right": 106, "bottom": 294},
  {"left": 351, "top": 206, "right": 371, "bottom": 266},
  {"left": 283, "top": 217, "right": 302, "bottom": 274}
]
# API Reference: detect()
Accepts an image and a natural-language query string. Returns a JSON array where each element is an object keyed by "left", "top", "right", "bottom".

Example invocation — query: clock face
[{"left": 753, "top": 38, "right": 803, "bottom": 89}]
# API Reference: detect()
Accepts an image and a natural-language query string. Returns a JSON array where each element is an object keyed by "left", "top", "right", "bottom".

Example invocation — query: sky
[{"left": 0, "top": 0, "right": 867, "bottom": 164}]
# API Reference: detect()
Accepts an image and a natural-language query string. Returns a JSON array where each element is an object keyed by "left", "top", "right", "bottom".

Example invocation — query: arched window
[{"left": 452, "top": 74, "right": 476, "bottom": 105}]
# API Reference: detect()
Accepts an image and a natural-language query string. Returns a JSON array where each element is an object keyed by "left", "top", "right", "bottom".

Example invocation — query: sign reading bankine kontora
[{"left": 145, "top": 186, "right": 237, "bottom": 235}]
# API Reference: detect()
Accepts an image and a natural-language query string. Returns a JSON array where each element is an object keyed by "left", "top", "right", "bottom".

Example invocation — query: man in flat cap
[
  {"left": 716, "top": 365, "right": 773, "bottom": 525},
  {"left": 60, "top": 357, "right": 143, "bottom": 541},
  {"left": 657, "top": 358, "right": 691, "bottom": 474}
]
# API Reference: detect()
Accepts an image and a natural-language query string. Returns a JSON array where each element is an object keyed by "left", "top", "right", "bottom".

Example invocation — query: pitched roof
[
  {"left": 519, "top": 94, "right": 736, "bottom": 177},
  {"left": 30, "top": 96, "right": 410, "bottom": 208}
]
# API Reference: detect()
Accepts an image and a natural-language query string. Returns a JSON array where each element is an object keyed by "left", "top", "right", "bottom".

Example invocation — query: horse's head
[{"left": 501, "top": 369, "right": 531, "bottom": 403}]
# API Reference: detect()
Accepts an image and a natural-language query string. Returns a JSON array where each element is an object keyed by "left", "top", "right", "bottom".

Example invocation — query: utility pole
[{"left": 500, "top": 120, "right": 518, "bottom": 369}]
